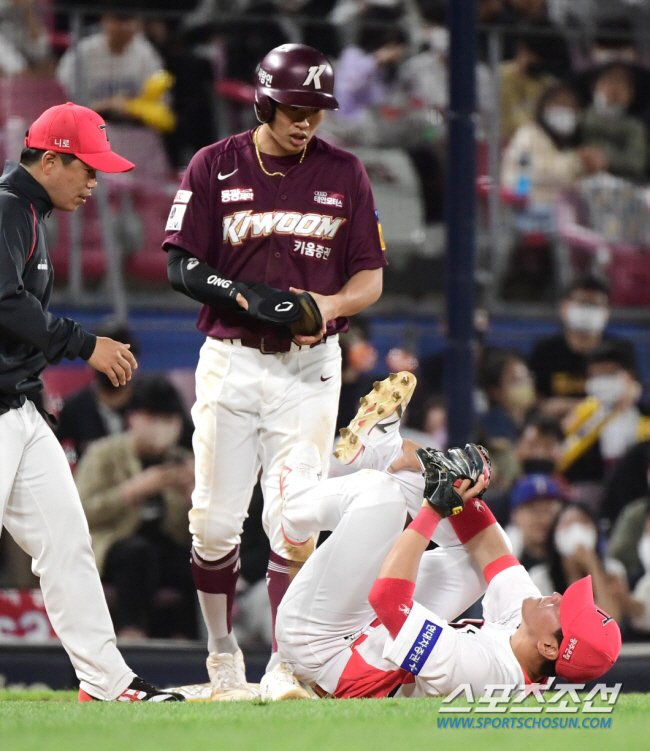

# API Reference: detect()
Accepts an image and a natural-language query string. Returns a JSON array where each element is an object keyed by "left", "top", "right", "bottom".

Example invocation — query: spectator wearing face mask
[
  {"left": 502, "top": 83, "right": 609, "bottom": 206},
  {"left": 478, "top": 348, "right": 537, "bottom": 443},
  {"left": 505, "top": 474, "right": 563, "bottom": 571},
  {"left": 529, "top": 503, "right": 629, "bottom": 625},
  {"left": 529, "top": 273, "right": 637, "bottom": 420},
  {"left": 558, "top": 341, "right": 649, "bottom": 484},
  {"left": 516, "top": 414, "right": 565, "bottom": 475},
  {"left": 75, "top": 375, "right": 196, "bottom": 640},
  {"left": 582, "top": 63, "right": 647, "bottom": 183}
]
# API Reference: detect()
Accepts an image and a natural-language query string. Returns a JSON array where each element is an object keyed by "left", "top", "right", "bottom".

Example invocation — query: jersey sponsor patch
[
  {"left": 221, "top": 187, "right": 254, "bottom": 203},
  {"left": 174, "top": 190, "right": 193, "bottom": 204},
  {"left": 166, "top": 203, "right": 187, "bottom": 231},
  {"left": 222, "top": 210, "right": 346, "bottom": 245},
  {"left": 314, "top": 191, "right": 343, "bottom": 208},
  {"left": 400, "top": 620, "right": 442, "bottom": 675}
]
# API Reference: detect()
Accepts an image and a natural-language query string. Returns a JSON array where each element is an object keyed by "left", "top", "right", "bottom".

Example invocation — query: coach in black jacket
[{"left": 0, "top": 102, "right": 182, "bottom": 702}]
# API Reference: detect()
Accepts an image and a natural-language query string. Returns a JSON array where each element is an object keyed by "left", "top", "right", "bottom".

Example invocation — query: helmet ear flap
[{"left": 254, "top": 93, "right": 276, "bottom": 124}]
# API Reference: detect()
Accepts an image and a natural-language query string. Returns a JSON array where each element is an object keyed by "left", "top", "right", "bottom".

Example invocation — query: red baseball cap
[
  {"left": 25, "top": 102, "right": 134, "bottom": 173},
  {"left": 556, "top": 576, "right": 621, "bottom": 682}
]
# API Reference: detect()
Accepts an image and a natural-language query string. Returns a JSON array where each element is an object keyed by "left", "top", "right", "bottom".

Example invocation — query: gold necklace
[{"left": 253, "top": 126, "right": 306, "bottom": 177}]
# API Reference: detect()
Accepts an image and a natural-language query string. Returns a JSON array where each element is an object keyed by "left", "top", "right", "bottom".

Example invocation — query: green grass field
[{"left": 1, "top": 691, "right": 649, "bottom": 751}]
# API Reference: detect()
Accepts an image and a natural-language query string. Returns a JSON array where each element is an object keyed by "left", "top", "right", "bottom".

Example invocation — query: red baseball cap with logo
[
  {"left": 25, "top": 102, "right": 134, "bottom": 173},
  {"left": 556, "top": 575, "right": 621, "bottom": 682}
]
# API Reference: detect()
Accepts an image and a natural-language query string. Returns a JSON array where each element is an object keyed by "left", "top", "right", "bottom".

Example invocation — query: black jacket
[{"left": 0, "top": 162, "right": 96, "bottom": 413}]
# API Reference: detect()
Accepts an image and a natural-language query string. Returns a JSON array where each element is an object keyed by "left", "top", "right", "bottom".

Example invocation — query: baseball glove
[
  {"left": 446, "top": 443, "right": 492, "bottom": 497},
  {"left": 233, "top": 282, "right": 303, "bottom": 325},
  {"left": 415, "top": 443, "right": 491, "bottom": 518},
  {"left": 289, "top": 292, "right": 324, "bottom": 337}
]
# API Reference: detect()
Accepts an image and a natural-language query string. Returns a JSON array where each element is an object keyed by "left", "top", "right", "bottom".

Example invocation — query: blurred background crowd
[{"left": 2, "top": 0, "right": 650, "bottom": 652}]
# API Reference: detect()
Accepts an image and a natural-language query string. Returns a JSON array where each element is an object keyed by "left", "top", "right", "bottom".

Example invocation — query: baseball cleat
[
  {"left": 260, "top": 662, "right": 313, "bottom": 701},
  {"left": 334, "top": 371, "right": 417, "bottom": 465},
  {"left": 280, "top": 441, "right": 322, "bottom": 546},
  {"left": 207, "top": 649, "right": 260, "bottom": 701},
  {"left": 163, "top": 682, "right": 212, "bottom": 701},
  {"left": 78, "top": 676, "right": 185, "bottom": 702}
]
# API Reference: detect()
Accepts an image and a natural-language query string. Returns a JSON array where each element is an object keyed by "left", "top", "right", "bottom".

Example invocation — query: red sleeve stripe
[
  {"left": 483, "top": 554, "right": 520, "bottom": 583},
  {"left": 368, "top": 577, "right": 415, "bottom": 639},
  {"left": 26, "top": 204, "right": 37, "bottom": 262}
]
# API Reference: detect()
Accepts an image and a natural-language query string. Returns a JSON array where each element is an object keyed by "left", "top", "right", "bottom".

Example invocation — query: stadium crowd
[{"left": 2, "top": 0, "right": 650, "bottom": 654}]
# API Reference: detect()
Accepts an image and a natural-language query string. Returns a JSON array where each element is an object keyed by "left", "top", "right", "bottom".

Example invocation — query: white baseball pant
[
  {"left": 0, "top": 400, "right": 134, "bottom": 699},
  {"left": 190, "top": 336, "right": 341, "bottom": 561},
  {"left": 276, "top": 469, "right": 487, "bottom": 689}
]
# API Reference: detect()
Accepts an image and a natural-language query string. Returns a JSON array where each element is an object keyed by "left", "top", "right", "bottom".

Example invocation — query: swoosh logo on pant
[
  {"left": 218, "top": 168, "right": 238, "bottom": 180},
  {"left": 321, "top": 375, "right": 333, "bottom": 382}
]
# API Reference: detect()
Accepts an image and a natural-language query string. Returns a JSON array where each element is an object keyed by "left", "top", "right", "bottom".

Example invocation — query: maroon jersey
[{"left": 163, "top": 130, "right": 386, "bottom": 339}]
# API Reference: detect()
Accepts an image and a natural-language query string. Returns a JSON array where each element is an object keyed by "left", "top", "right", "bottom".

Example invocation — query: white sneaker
[
  {"left": 280, "top": 441, "right": 322, "bottom": 546},
  {"left": 334, "top": 371, "right": 417, "bottom": 466},
  {"left": 207, "top": 649, "right": 260, "bottom": 701},
  {"left": 260, "top": 662, "right": 313, "bottom": 701}
]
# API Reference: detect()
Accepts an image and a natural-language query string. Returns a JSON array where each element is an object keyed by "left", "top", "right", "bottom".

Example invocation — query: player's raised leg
[
  {"left": 334, "top": 371, "right": 416, "bottom": 470},
  {"left": 189, "top": 339, "right": 262, "bottom": 701},
  {"left": 274, "top": 462, "right": 410, "bottom": 693}
]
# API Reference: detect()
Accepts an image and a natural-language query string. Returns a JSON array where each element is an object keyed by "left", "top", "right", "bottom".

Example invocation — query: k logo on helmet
[{"left": 303, "top": 65, "right": 327, "bottom": 90}]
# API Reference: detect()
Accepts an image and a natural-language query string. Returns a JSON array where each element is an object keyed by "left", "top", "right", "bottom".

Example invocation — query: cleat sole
[{"left": 334, "top": 371, "right": 417, "bottom": 465}]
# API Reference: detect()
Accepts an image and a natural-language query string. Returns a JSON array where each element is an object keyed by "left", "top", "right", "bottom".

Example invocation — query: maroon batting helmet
[{"left": 254, "top": 44, "right": 339, "bottom": 123}]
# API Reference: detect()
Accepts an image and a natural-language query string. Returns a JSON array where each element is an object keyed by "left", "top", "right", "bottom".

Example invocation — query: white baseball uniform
[
  {"left": 190, "top": 335, "right": 342, "bottom": 560},
  {"left": 0, "top": 401, "right": 135, "bottom": 699},
  {"left": 276, "top": 465, "right": 545, "bottom": 698}
]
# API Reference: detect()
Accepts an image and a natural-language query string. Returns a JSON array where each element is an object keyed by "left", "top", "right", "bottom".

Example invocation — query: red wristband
[
  {"left": 448, "top": 497, "right": 496, "bottom": 544},
  {"left": 483, "top": 554, "right": 520, "bottom": 583},
  {"left": 408, "top": 506, "right": 440, "bottom": 540}
]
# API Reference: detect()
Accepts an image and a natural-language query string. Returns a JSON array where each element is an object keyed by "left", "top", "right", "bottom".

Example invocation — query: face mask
[
  {"left": 543, "top": 106, "right": 578, "bottom": 137},
  {"left": 585, "top": 374, "right": 626, "bottom": 407},
  {"left": 564, "top": 302, "right": 608, "bottom": 335},
  {"left": 555, "top": 521, "right": 597, "bottom": 557},
  {"left": 506, "top": 381, "right": 536, "bottom": 411},
  {"left": 593, "top": 91, "right": 624, "bottom": 118},
  {"left": 522, "top": 458, "right": 556, "bottom": 475},
  {"left": 148, "top": 419, "right": 182, "bottom": 452},
  {"left": 132, "top": 417, "right": 182, "bottom": 454},
  {"left": 638, "top": 533, "right": 650, "bottom": 573}
]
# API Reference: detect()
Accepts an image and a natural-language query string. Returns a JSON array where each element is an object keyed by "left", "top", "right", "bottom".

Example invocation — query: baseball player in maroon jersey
[{"left": 164, "top": 44, "right": 386, "bottom": 700}]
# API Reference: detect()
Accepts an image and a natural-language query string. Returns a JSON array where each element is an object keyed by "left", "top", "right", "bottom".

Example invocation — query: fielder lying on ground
[{"left": 272, "top": 373, "right": 621, "bottom": 698}]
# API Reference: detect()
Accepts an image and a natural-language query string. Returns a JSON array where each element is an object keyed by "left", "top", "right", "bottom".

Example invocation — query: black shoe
[{"left": 79, "top": 676, "right": 185, "bottom": 702}]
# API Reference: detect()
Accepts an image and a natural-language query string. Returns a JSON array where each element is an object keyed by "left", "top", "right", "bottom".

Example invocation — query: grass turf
[{"left": 0, "top": 691, "right": 648, "bottom": 751}]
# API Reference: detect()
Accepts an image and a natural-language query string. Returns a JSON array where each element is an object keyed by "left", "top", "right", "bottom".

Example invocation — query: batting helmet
[{"left": 254, "top": 44, "right": 339, "bottom": 123}]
